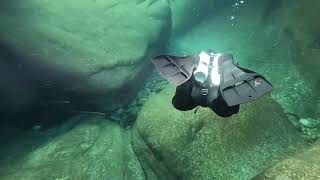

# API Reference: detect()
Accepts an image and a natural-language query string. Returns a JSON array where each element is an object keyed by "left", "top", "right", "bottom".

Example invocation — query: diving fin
[
  {"left": 221, "top": 75, "right": 273, "bottom": 106},
  {"left": 152, "top": 55, "right": 198, "bottom": 86},
  {"left": 218, "top": 54, "right": 273, "bottom": 106}
]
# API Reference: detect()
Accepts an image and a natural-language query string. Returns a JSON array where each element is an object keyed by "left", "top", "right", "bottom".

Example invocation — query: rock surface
[
  {"left": 299, "top": 118, "right": 320, "bottom": 142},
  {"left": 0, "top": 115, "right": 144, "bottom": 180},
  {"left": 0, "top": 83, "right": 308, "bottom": 180},
  {"left": 0, "top": 0, "right": 171, "bottom": 115},
  {"left": 134, "top": 85, "right": 307, "bottom": 179},
  {"left": 279, "top": 0, "right": 320, "bottom": 96},
  {"left": 253, "top": 140, "right": 320, "bottom": 180}
]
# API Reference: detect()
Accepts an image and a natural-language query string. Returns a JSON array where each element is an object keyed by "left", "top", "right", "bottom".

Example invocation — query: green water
[{"left": 0, "top": 0, "right": 319, "bottom": 179}]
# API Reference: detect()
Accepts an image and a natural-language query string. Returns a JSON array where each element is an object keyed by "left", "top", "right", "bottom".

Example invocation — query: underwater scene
[{"left": 0, "top": 0, "right": 319, "bottom": 179}]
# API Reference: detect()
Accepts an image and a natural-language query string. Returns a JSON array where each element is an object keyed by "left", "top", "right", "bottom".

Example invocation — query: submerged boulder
[
  {"left": 0, "top": 115, "right": 144, "bottom": 180},
  {"left": 253, "top": 140, "right": 320, "bottom": 180},
  {"left": 279, "top": 0, "right": 320, "bottom": 96},
  {"left": 0, "top": 0, "right": 171, "bottom": 115},
  {"left": 133, "top": 85, "right": 307, "bottom": 179}
]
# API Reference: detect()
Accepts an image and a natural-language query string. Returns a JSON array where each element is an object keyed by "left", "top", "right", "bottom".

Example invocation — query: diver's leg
[
  {"left": 209, "top": 99, "right": 240, "bottom": 117},
  {"left": 172, "top": 80, "right": 197, "bottom": 111}
]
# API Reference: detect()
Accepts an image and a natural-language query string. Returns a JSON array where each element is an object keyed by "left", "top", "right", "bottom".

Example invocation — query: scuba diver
[{"left": 152, "top": 49, "right": 273, "bottom": 117}]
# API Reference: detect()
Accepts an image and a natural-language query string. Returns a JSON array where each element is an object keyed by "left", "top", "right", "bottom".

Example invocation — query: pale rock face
[
  {"left": 133, "top": 85, "right": 306, "bottom": 179},
  {"left": 0, "top": 0, "right": 172, "bottom": 113},
  {"left": 253, "top": 140, "right": 320, "bottom": 180}
]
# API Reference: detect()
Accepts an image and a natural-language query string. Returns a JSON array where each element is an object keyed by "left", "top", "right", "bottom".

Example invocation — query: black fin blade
[
  {"left": 152, "top": 55, "right": 198, "bottom": 86},
  {"left": 222, "top": 76, "right": 273, "bottom": 106}
]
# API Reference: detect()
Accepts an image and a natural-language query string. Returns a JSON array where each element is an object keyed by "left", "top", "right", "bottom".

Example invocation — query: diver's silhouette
[{"left": 152, "top": 50, "right": 273, "bottom": 117}]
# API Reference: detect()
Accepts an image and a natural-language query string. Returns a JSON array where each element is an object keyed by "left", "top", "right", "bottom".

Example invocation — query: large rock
[
  {"left": 278, "top": 0, "right": 320, "bottom": 95},
  {"left": 133, "top": 85, "right": 307, "bottom": 179},
  {"left": 0, "top": 115, "right": 144, "bottom": 180},
  {"left": 253, "top": 140, "right": 320, "bottom": 180},
  {"left": 0, "top": 0, "right": 171, "bottom": 115}
]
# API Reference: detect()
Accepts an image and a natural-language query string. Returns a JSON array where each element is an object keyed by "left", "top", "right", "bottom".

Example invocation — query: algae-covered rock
[
  {"left": 279, "top": 0, "right": 320, "bottom": 95},
  {"left": 0, "top": 115, "right": 144, "bottom": 180},
  {"left": 298, "top": 118, "right": 320, "bottom": 142},
  {"left": 134, "top": 85, "right": 307, "bottom": 179},
  {"left": 0, "top": 0, "right": 171, "bottom": 113},
  {"left": 253, "top": 140, "right": 320, "bottom": 180}
]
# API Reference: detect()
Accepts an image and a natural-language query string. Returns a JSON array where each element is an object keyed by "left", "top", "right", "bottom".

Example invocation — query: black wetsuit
[
  {"left": 152, "top": 50, "right": 273, "bottom": 117},
  {"left": 172, "top": 78, "right": 239, "bottom": 117}
]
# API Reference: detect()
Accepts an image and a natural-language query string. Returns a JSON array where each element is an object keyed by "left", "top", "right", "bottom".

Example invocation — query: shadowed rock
[
  {"left": 0, "top": 115, "right": 145, "bottom": 180},
  {"left": 279, "top": 0, "right": 320, "bottom": 96},
  {"left": 0, "top": 0, "right": 172, "bottom": 119}
]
